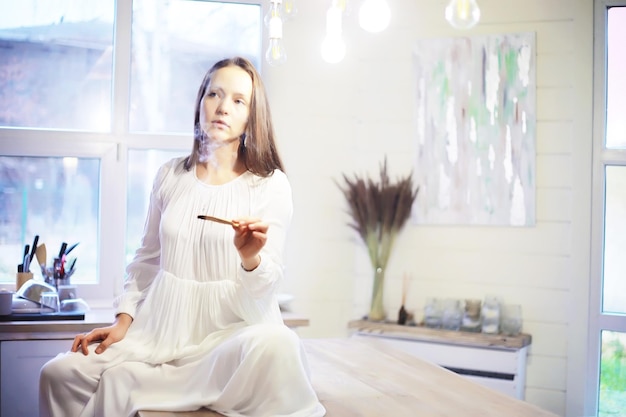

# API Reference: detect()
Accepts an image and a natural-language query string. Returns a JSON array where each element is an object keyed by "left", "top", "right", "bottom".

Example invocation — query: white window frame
[
  {"left": 0, "top": 0, "right": 263, "bottom": 305},
  {"left": 588, "top": 1, "right": 626, "bottom": 414}
]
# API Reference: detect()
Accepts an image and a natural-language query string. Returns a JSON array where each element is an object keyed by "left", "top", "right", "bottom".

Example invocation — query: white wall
[{"left": 264, "top": 1, "right": 594, "bottom": 416}]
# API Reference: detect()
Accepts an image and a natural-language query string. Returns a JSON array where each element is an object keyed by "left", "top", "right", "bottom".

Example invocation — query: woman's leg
[
  {"left": 40, "top": 324, "right": 325, "bottom": 417},
  {"left": 202, "top": 323, "right": 325, "bottom": 417},
  {"left": 39, "top": 344, "right": 125, "bottom": 417}
]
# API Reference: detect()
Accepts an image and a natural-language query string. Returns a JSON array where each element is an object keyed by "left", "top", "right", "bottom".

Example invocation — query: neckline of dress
[{"left": 193, "top": 165, "right": 249, "bottom": 188}]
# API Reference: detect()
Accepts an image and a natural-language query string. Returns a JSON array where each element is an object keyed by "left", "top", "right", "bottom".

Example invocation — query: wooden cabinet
[{"left": 348, "top": 319, "right": 532, "bottom": 400}]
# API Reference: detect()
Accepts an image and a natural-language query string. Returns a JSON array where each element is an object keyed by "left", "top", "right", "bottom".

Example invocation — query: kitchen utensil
[
  {"left": 39, "top": 292, "right": 60, "bottom": 314},
  {"left": 197, "top": 215, "right": 239, "bottom": 226},
  {"left": 22, "top": 244, "right": 30, "bottom": 272},
  {"left": 58, "top": 242, "right": 67, "bottom": 259},
  {"left": 64, "top": 242, "right": 79, "bottom": 256},
  {"left": 35, "top": 244, "right": 47, "bottom": 272},
  {"left": 60, "top": 298, "right": 89, "bottom": 312},
  {"left": 29, "top": 235, "right": 39, "bottom": 266},
  {"left": 16, "top": 279, "right": 56, "bottom": 306},
  {"left": 11, "top": 293, "right": 40, "bottom": 313},
  {"left": 64, "top": 258, "right": 77, "bottom": 280},
  {"left": 16, "top": 272, "right": 33, "bottom": 292}
]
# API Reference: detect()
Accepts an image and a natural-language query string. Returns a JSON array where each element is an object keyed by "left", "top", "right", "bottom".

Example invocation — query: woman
[{"left": 39, "top": 56, "right": 326, "bottom": 417}]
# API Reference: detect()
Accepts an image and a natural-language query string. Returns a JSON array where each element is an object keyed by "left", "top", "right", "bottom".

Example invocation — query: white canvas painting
[{"left": 412, "top": 32, "right": 536, "bottom": 226}]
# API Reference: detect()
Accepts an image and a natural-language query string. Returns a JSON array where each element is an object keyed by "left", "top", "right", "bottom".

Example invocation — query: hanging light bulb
[
  {"left": 282, "top": 0, "right": 298, "bottom": 21},
  {"left": 266, "top": 0, "right": 287, "bottom": 66},
  {"left": 321, "top": 5, "right": 345, "bottom": 63},
  {"left": 336, "top": 0, "right": 350, "bottom": 14},
  {"left": 266, "top": 37, "right": 287, "bottom": 66},
  {"left": 358, "top": 0, "right": 390, "bottom": 33},
  {"left": 264, "top": 0, "right": 282, "bottom": 26},
  {"left": 445, "top": 0, "right": 481, "bottom": 30}
]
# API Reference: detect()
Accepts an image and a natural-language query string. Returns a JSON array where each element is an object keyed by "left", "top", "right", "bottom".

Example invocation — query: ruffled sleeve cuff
[
  {"left": 113, "top": 291, "right": 143, "bottom": 319},
  {"left": 238, "top": 257, "right": 281, "bottom": 299}
]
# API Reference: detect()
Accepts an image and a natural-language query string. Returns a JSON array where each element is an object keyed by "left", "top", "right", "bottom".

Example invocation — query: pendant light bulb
[
  {"left": 264, "top": 0, "right": 283, "bottom": 27},
  {"left": 445, "top": 0, "right": 481, "bottom": 30},
  {"left": 265, "top": 0, "right": 286, "bottom": 66},
  {"left": 266, "top": 21, "right": 287, "bottom": 66},
  {"left": 358, "top": 0, "right": 390, "bottom": 33},
  {"left": 321, "top": 5, "right": 345, "bottom": 63},
  {"left": 266, "top": 38, "right": 287, "bottom": 66},
  {"left": 282, "top": 0, "right": 298, "bottom": 21}
]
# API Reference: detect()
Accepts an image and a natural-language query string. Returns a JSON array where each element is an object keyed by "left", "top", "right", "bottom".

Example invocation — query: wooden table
[{"left": 139, "top": 337, "right": 557, "bottom": 417}]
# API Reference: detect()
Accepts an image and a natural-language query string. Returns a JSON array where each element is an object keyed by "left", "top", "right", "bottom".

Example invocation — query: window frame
[
  {"left": 589, "top": 1, "right": 626, "bottom": 414},
  {"left": 0, "top": 0, "right": 263, "bottom": 304}
]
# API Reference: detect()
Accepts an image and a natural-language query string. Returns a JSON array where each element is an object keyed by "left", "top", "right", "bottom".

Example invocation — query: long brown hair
[{"left": 183, "top": 57, "right": 284, "bottom": 176}]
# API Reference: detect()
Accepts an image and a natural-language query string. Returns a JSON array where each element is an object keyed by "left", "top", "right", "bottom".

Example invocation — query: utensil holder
[{"left": 16, "top": 272, "right": 33, "bottom": 291}]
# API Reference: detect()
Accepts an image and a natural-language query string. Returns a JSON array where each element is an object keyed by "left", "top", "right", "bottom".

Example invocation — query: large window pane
[
  {"left": 0, "top": 0, "right": 262, "bottom": 300},
  {"left": 606, "top": 7, "right": 626, "bottom": 149},
  {"left": 0, "top": 156, "right": 100, "bottom": 284},
  {"left": 0, "top": 0, "right": 115, "bottom": 131},
  {"left": 126, "top": 149, "right": 186, "bottom": 263},
  {"left": 129, "top": 0, "right": 262, "bottom": 133},
  {"left": 603, "top": 166, "right": 626, "bottom": 315},
  {"left": 599, "top": 331, "right": 626, "bottom": 417}
]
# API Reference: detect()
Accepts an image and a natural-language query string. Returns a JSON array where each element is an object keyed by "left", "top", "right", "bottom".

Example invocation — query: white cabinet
[
  {"left": 1, "top": 339, "right": 72, "bottom": 417},
  {"left": 349, "top": 320, "right": 531, "bottom": 400}
]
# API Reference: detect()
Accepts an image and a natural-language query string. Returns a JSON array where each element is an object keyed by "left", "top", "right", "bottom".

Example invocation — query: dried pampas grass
[{"left": 337, "top": 158, "right": 419, "bottom": 271}]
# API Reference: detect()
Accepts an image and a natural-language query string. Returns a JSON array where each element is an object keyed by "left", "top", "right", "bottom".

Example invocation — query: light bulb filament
[
  {"left": 457, "top": 0, "right": 469, "bottom": 19},
  {"left": 445, "top": 0, "right": 480, "bottom": 30},
  {"left": 284, "top": 0, "right": 294, "bottom": 14}
]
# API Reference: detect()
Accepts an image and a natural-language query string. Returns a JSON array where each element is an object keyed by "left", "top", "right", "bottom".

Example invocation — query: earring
[{"left": 241, "top": 133, "right": 247, "bottom": 147}]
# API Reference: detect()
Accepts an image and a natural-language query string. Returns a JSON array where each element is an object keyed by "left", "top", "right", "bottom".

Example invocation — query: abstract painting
[{"left": 412, "top": 32, "right": 536, "bottom": 226}]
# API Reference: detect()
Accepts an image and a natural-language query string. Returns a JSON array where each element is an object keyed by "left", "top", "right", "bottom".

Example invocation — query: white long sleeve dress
[{"left": 39, "top": 157, "right": 326, "bottom": 417}]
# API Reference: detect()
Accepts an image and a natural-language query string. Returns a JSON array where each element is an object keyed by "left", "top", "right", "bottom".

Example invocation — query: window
[
  {"left": 0, "top": 0, "right": 262, "bottom": 302},
  {"left": 591, "top": 2, "right": 626, "bottom": 416}
]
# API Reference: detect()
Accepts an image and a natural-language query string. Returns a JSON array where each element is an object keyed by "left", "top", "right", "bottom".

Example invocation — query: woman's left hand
[{"left": 233, "top": 218, "right": 268, "bottom": 269}]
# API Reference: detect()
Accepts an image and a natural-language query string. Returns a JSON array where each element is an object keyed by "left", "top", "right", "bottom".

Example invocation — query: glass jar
[
  {"left": 481, "top": 296, "right": 501, "bottom": 334},
  {"left": 423, "top": 297, "right": 442, "bottom": 328},
  {"left": 501, "top": 304, "right": 523, "bottom": 336},
  {"left": 461, "top": 298, "right": 482, "bottom": 332},
  {"left": 441, "top": 298, "right": 463, "bottom": 331}
]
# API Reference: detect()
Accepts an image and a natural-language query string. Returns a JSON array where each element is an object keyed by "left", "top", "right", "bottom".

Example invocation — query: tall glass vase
[{"left": 368, "top": 266, "right": 386, "bottom": 321}]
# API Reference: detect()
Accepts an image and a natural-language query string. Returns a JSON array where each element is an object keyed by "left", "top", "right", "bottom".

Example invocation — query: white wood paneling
[
  {"left": 268, "top": 1, "right": 594, "bottom": 415},
  {"left": 536, "top": 121, "right": 574, "bottom": 154}
]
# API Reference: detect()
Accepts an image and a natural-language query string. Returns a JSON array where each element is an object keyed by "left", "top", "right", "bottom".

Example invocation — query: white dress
[{"left": 39, "top": 157, "right": 326, "bottom": 417}]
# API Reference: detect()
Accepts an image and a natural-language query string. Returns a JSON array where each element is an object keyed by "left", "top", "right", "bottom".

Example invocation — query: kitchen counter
[{"left": 0, "top": 310, "right": 310, "bottom": 341}]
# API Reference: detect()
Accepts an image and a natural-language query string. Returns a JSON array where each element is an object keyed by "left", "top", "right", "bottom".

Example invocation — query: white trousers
[{"left": 39, "top": 323, "right": 326, "bottom": 417}]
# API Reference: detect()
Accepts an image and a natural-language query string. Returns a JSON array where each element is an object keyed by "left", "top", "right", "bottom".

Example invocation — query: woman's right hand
[{"left": 72, "top": 313, "right": 133, "bottom": 355}]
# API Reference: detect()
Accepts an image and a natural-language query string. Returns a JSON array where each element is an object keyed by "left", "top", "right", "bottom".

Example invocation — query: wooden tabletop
[{"left": 139, "top": 337, "right": 556, "bottom": 417}]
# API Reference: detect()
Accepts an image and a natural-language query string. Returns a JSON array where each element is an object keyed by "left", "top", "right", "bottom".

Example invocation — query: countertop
[
  {"left": 348, "top": 319, "right": 532, "bottom": 349},
  {"left": 0, "top": 310, "right": 310, "bottom": 341}
]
